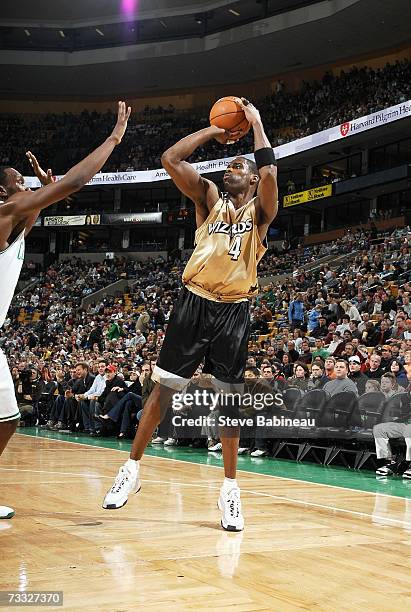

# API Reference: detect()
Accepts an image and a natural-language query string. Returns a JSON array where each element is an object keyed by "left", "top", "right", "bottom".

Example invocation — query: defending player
[
  {"left": 103, "top": 99, "right": 278, "bottom": 531},
  {"left": 0, "top": 101, "right": 131, "bottom": 519}
]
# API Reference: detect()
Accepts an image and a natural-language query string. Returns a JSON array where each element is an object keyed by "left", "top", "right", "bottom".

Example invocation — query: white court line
[
  {"left": 15, "top": 432, "right": 411, "bottom": 502},
  {"left": 1, "top": 465, "right": 411, "bottom": 529},
  {"left": 0, "top": 467, "right": 102, "bottom": 477},
  {"left": 1, "top": 480, "right": 86, "bottom": 485},
  {"left": 0, "top": 466, "right": 131, "bottom": 478}
]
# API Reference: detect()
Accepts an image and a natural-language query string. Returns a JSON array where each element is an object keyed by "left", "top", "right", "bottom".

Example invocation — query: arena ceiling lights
[
  {"left": 0, "top": 0, "right": 321, "bottom": 51},
  {"left": 1, "top": 0, "right": 410, "bottom": 98}
]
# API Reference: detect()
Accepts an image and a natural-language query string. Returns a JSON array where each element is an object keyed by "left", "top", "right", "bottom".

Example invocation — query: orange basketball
[{"left": 209, "top": 96, "right": 250, "bottom": 140}]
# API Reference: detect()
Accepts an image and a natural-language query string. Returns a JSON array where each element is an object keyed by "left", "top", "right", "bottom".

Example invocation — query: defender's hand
[
  {"left": 239, "top": 98, "right": 262, "bottom": 126},
  {"left": 109, "top": 101, "right": 132, "bottom": 145},
  {"left": 26, "top": 151, "right": 54, "bottom": 185}
]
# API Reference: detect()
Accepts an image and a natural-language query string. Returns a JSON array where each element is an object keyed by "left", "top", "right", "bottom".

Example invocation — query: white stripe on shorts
[{"left": 151, "top": 365, "right": 190, "bottom": 391}]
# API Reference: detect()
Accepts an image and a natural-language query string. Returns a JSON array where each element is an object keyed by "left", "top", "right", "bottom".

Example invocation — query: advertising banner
[
  {"left": 283, "top": 184, "right": 332, "bottom": 207},
  {"left": 101, "top": 212, "right": 162, "bottom": 224},
  {"left": 42, "top": 212, "right": 161, "bottom": 226},
  {"left": 25, "top": 100, "right": 411, "bottom": 188},
  {"left": 43, "top": 214, "right": 101, "bottom": 226}
]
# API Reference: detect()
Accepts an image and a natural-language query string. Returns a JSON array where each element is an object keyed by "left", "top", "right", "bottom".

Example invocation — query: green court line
[{"left": 17, "top": 427, "right": 411, "bottom": 500}]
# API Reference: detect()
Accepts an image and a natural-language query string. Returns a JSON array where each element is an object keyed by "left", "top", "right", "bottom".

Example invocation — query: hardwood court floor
[{"left": 0, "top": 433, "right": 410, "bottom": 612}]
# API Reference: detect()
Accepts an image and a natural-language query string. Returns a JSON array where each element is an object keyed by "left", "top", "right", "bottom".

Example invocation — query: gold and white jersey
[{"left": 182, "top": 195, "right": 266, "bottom": 303}]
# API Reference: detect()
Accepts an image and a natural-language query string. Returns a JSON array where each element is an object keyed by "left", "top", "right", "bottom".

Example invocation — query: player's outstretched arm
[
  {"left": 161, "top": 126, "right": 235, "bottom": 218},
  {"left": 13, "top": 101, "right": 131, "bottom": 218},
  {"left": 239, "top": 99, "right": 278, "bottom": 225}
]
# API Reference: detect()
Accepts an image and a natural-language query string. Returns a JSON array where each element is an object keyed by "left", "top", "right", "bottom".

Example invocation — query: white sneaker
[
  {"left": 208, "top": 442, "right": 222, "bottom": 452},
  {"left": 375, "top": 461, "right": 397, "bottom": 477},
  {"left": 237, "top": 447, "right": 249, "bottom": 455},
  {"left": 250, "top": 449, "right": 268, "bottom": 457},
  {"left": 164, "top": 438, "right": 177, "bottom": 446},
  {"left": 102, "top": 462, "right": 141, "bottom": 510},
  {"left": 218, "top": 486, "right": 244, "bottom": 532},
  {"left": 402, "top": 468, "right": 411, "bottom": 480},
  {"left": 0, "top": 506, "right": 14, "bottom": 519},
  {"left": 151, "top": 436, "right": 166, "bottom": 444}
]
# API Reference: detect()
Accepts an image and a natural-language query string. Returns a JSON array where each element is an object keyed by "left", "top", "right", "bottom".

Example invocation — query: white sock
[
  {"left": 222, "top": 477, "right": 237, "bottom": 490},
  {"left": 126, "top": 458, "right": 139, "bottom": 471}
]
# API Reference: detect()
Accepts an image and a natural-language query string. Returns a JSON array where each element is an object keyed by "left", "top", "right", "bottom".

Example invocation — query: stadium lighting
[
  {"left": 24, "top": 29, "right": 30, "bottom": 37},
  {"left": 59, "top": 30, "right": 66, "bottom": 38},
  {"left": 95, "top": 28, "right": 105, "bottom": 36},
  {"left": 229, "top": 9, "right": 240, "bottom": 16},
  {"left": 121, "top": 0, "right": 138, "bottom": 17}
]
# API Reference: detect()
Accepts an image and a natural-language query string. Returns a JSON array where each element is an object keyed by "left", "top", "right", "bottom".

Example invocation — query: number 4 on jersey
[{"left": 228, "top": 235, "right": 242, "bottom": 261}]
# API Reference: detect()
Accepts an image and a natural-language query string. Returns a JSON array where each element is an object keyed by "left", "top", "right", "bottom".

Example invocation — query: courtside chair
[
  {"left": 376, "top": 392, "right": 411, "bottom": 464},
  {"left": 380, "top": 392, "right": 411, "bottom": 423},
  {"left": 317, "top": 392, "right": 360, "bottom": 467},
  {"left": 354, "top": 391, "right": 386, "bottom": 469},
  {"left": 290, "top": 388, "right": 329, "bottom": 463},
  {"left": 292, "top": 389, "right": 330, "bottom": 464},
  {"left": 271, "top": 387, "right": 303, "bottom": 460}
]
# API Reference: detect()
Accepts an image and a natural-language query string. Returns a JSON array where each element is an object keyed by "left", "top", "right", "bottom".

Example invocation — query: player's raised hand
[
  {"left": 26, "top": 150, "right": 54, "bottom": 185},
  {"left": 110, "top": 101, "right": 132, "bottom": 145},
  {"left": 239, "top": 98, "right": 262, "bottom": 126}
]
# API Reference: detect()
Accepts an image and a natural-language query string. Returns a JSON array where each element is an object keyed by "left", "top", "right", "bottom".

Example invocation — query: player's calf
[
  {"left": 0, "top": 419, "right": 18, "bottom": 456},
  {"left": 0, "top": 418, "right": 19, "bottom": 519}
]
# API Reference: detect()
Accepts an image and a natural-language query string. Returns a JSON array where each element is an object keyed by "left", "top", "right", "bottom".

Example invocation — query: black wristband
[{"left": 254, "top": 147, "right": 276, "bottom": 170}]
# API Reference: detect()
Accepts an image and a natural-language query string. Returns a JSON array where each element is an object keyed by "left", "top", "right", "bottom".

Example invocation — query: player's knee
[
  {"left": 2, "top": 418, "right": 18, "bottom": 433},
  {"left": 373, "top": 423, "right": 384, "bottom": 436}
]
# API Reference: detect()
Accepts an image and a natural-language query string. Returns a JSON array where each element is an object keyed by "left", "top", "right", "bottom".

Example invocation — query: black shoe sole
[
  {"left": 102, "top": 485, "right": 141, "bottom": 510},
  {"left": 103, "top": 499, "right": 128, "bottom": 510},
  {"left": 221, "top": 520, "right": 243, "bottom": 532}
]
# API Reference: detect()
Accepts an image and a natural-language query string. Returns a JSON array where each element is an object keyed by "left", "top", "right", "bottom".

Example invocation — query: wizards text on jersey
[{"left": 208, "top": 218, "right": 253, "bottom": 237}]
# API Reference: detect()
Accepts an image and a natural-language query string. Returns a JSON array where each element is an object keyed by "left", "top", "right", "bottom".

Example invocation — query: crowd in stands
[
  {"left": 0, "top": 60, "right": 409, "bottom": 175},
  {"left": 2, "top": 223, "right": 411, "bottom": 477}
]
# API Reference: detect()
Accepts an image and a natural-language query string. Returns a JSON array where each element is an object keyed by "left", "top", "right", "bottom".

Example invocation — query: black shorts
[{"left": 152, "top": 287, "right": 250, "bottom": 390}]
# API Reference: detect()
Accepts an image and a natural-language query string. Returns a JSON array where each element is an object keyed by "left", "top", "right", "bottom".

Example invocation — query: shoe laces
[
  {"left": 225, "top": 489, "right": 241, "bottom": 519},
  {"left": 111, "top": 466, "right": 131, "bottom": 493}
]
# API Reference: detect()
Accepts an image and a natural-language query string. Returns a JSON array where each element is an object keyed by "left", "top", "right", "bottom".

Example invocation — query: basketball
[{"left": 209, "top": 96, "right": 250, "bottom": 140}]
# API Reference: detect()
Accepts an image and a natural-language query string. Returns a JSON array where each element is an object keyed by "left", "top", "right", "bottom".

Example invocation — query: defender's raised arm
[{"left": 0, "top": 102, "right": 131, "bottom": 233}]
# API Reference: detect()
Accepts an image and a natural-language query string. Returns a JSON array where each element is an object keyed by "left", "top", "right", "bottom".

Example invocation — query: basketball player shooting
[
  {"left": 103, "top": 98, "right": 278, "bottom": 531},
  {"left": 0, "top": 101, "right": 131, "bottom": 520}
]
